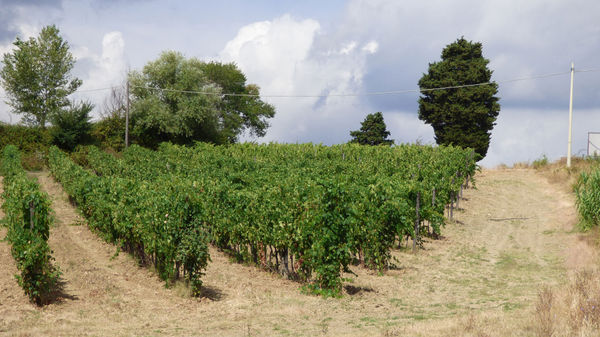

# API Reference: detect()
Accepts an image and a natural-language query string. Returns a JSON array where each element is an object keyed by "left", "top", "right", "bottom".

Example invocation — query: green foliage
[
  {"left": 0, "top": 25, "right": 81, "bottom": 128},
  {"left": 51, "top": 101, "right": 93, "bottom": 151},
  {"left": 128, "top": 51, "right": 222, "bottom": 147},
  {"left": 0, "top": 123, "right": 52, "bottom": 153},
  {"left": 91, "top": 115, "right": 125, "bottom": 151},
  {"left": 532, "top": 155, "right": 549, "bottom": 169},
  {"left": 1, "top": 145, "right": 60, "bottom": 305},
  {"left": 200, "top": 62, "right": 275, "bottom": 142},
  {"left": 78, "top": 142, "right": 477, "bottom": 295},
  {"left": 48, "top": 146, "right": 210, "bottom": 294},
  {"left": 0, "top": 123, "right": 53, "bottom": 170},
  {"left": 418, "top": 37, "right": 500, "bottom": 159},
  {"left": 349, "top": 112, "right": 394, "bottom": 146},
  {"left": 128, "top": 52, "right": 275, "bottom": 147},
  {"left": 575, "top": 168, "right": 600, "bottom": 229}
]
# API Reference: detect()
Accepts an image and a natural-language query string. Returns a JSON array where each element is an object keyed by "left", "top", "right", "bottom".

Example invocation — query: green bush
[
  {"left": 533, "top": 155, "right": 549, "bottom": 169},
  {"left": 1, "top": 145, "right": 59, "bottom": 305},
  {"left": 0, "top": 123, "right": 52, "bottom": 170},
  {"left": 0, "top": 123, "right": 53, "bottom": 153},
  {"left": 91, "top": 115, "right": 125, "bottom": 151},
  {"left": 51, "top": 101, "right": 93, "bottom": 151}
]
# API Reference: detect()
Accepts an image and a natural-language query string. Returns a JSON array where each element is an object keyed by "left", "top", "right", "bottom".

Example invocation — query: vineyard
[
  {"left": 47, "top": 142, "right": 476, "bottom": 295},
  {"left": 2, "top": 146, "right": 598, "bottom": 336},
  {"left": 1, "top": 145, "right": 59, "bottom": 304}
]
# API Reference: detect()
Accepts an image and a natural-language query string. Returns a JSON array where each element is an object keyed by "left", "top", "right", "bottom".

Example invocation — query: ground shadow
[
  {"left": 199, "top": 284, "right": 225, "bottom": 301},
  {"left": 344, "top": 284, "right": 375, "bottom": 296},
  {"left": 45, "top": 277, "right": 78, "bottom": 305}
]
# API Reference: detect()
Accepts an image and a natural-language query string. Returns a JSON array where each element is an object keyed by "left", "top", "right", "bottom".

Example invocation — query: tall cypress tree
[
  {"left": 418, "top": 37, "right": 500, "bottom": 159},
  {"left": 350, "top": 112, "right": 394, "bottom": 146}
]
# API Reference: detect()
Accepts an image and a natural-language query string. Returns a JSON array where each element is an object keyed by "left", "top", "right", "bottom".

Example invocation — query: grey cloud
[
  {"left": 0, "top": 0, "right": 62, "bottom": 43},
  {"left": 1, "top": 0, "right": 61, "bottom": 5},
  {"left": 338, "top": 0, "right": 600, "bottom": 114},
  {"left": 481, "top": 107, "right": 600, "bottom": 167},
  {"left": 0, "top": 8, "right": 18, "bottom": 42}
]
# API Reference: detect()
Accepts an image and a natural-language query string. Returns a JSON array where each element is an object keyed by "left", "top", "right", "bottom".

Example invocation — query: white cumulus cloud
[
  {"left": 72, "top": 31, "right": 126, "bottom": 119},
  {"left": 362, "top": 40, "right": 378, "bottom": 54},
  {"left": 340, "top": 41, "right": 357, "bottom": 55},
  {"left": 221, "top": 14, "right": 381, "bottom": 144}
]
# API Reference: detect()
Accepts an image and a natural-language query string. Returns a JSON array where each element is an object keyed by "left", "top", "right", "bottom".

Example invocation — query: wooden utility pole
[
  {"left": 125, "top": 80, "right": 130, "bottom": 148},
  {"left": 567, "top": 62, "right": 574, "bottom": 168}
]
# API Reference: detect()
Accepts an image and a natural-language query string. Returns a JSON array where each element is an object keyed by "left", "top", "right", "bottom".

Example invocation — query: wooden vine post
[
  {"left": 413, "top": 191, "right": 421, "bottom": 253},
  {"left": 430, "top": 187, "right": 436, "bottom": 235},
  {"left": 450, "top": 175, "right": 455, "bottom": 219},
  {"left": 29, "top": 201, "right": 34, "bottom": 231}
]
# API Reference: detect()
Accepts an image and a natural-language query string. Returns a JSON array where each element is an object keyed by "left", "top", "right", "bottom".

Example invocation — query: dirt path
[
  {"left": 381, "top": 169, "right": 599, "bottom": 335},
  {"left": 0, "top": 169, "right": 596, "bottom": 336}
]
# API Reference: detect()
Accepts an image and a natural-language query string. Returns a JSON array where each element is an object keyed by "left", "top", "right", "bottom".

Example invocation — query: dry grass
[
  {"left": 512, "top": 161, "right": 531, "bottom": 169},
  {"left": 533, "top": 156, "right": 600, "bottom": 191},
  {"left": 0, "top": 169, "right": 597, "bottom": 336},
  {"left": 533, "top": 270, "right": 600, "bottom": 337},
  {"left": 535, "top": 286, "right": 555, "bottom": 337},
  {"left": 530, "top": 156, "right": 600, "bottom": 337}
]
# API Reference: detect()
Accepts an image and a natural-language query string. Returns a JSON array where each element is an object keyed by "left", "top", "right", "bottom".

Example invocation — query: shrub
[
  {"left": 51, "top": 101, "right": 93, "bottom": 151},
  {"left": 533, "top": 155, "right": 549, "bottom": 169}
]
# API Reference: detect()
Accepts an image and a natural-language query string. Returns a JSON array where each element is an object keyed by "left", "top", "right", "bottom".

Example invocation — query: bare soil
[{"left": 0, "top": 169, "right": 597, "bottom": 336}]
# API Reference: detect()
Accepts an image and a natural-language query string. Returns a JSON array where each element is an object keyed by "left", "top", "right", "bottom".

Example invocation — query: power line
[
  {"left": 575, "top": 68, "right": 600, "bottom": 73},
  {"left": 131, "top": 70, "right": 576, "bottom": 98},
  {"left": 76, "top": 86, "right": 120, "bottom": 93},
  {"left": 0, "top": 67, "right": 598, "bottom": 100}
]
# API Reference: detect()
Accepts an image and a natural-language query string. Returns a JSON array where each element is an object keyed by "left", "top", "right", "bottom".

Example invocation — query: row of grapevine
[
  {"left": 79, "top": 142, "right": 476, "bottom": 294},
  {"left": 575, "top": 167, "right": 600, "bottom": 228},
  {"left": 1, "top": 145, "right": 59, "bottom": 305},
  {"left": 48, "top": 146, "right": 209, "bottom": 295}
]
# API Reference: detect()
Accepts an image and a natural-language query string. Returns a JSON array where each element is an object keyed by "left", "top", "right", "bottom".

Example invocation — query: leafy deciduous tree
[
  {"left": 350, "top": 112, "right": 394, "bottom": 146},
  {"left": 418, "top": 37, "right": 500, "bottom": 159},
  {"left": 128, "top": 51, "right": 275, "bottom": 148},
  {"left": 200, "top": 62, "right": 275, "bottom": 142},
  {"left": 0, "top": 25, "right": 81, "bottom": 128}
]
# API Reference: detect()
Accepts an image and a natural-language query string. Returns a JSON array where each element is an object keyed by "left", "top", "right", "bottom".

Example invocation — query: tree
[
  {"left": 128, "top": 51, "right": 275, "bottom": 148},
  {"left": 200, "top": 62, "right": 275, "bottom": 142},
  {"left": 0, "top": 25, "right": 82, "bottom": 128},
  {"left": 350, "top": 112, "right": 394, "bottom": 146},
  {"left": 418, "top": 37, "right": 500, "bottom": 159},
  {"left": 51, "top": 101, "right": 93, "bottom": 151}
]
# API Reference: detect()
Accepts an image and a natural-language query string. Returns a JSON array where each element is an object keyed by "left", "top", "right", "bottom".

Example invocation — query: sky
[{"left": 0, "top": 0, "right": 599, "bottom": 167}]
